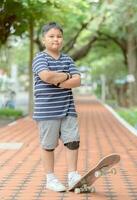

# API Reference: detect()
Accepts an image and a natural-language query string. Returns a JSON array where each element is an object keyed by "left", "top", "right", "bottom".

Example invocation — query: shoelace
[
  {"left": 51, "top": 178, "right": 61, "bottom": 184},
  {"left": 69, "top": 175, "right": 80, "bottom": 182}
]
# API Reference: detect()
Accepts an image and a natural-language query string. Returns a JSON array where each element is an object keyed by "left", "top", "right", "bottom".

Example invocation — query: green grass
[
  {"left": 0, "top": 108, "right": 23, "bottom": 119},
  {"left": 116, "top": 108, "right": 137, "bottom": 127}
]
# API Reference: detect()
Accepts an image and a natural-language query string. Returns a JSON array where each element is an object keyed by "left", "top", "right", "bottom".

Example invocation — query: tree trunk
[
  {"left": 28, "top": 20, "right": 34, "bottom": 115},
  {"left": 126, "top": 33, "right": 137, "bottom": 106}
]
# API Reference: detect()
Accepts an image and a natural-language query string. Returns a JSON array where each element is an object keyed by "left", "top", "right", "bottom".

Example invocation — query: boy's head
[
  {"left": 41, "top": 22, "right": 63, "bottom": 51},
  {"left": 41, "top": 22, "right": 63, "bottom": 37}
]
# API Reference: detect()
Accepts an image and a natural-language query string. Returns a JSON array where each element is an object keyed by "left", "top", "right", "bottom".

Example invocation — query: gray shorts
[{"left": 37, "top": 116, "right": 80, "bottom": 150}]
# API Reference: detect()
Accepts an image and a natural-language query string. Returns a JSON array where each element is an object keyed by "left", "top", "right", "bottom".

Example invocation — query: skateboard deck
[{"left": 69, "top": 153, "right": 120, "bottom": 193}]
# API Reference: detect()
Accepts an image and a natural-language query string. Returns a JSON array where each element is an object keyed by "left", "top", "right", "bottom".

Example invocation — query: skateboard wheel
[
  {"left": 111, "top": 168, "right": 117, "bottom": 175},
  {"left": 90, "top": 186, "right": 96, "bottom": 193},
  {"left": 85, "top": 187, "right": 89, "bottom": 192},
  {"left": 95, "top": 171, "right": 102, "bottom": 177},
  {"left": 83, "top": 184, "right": 87, "bottom": 189},
  {"left": 75, "top": 188, "right": 81, "bottom": 194}
]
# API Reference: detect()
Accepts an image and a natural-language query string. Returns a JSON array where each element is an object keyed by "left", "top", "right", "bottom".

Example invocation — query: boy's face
[{"left": 42, "top": 28, "right": 63, "bottom": 51}]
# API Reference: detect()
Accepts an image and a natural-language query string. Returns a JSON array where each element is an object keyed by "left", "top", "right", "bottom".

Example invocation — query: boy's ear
[
  {"left": 40, "top": 37, "right": 45, "bottom": 48},
  {"left": 42, "top": 38, "right": 45, "bottom": 46}
]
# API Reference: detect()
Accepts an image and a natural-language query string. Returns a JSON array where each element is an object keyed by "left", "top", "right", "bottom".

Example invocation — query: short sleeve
[
  {"left": 32, "top": 53, "right": 49, "bottom": 75},
  {"left": 69, "top": 57, "right": 81, "bottom": 76}
]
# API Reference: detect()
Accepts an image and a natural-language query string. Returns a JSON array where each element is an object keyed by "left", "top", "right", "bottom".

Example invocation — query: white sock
[
  {"left": 68, "top": 171, "right": 77, "bottom": 179},
  {"left": 47, "top": 173, "right": 55, "bottom": 181}
]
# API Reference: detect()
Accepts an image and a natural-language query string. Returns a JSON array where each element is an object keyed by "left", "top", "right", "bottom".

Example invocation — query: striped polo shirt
[{"left": 32, "top": 51, "right": 80, "bottom": 121}]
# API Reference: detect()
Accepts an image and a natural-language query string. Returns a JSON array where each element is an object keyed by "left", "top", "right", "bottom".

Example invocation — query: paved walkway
[{"left": 0, "top": 97, "right": 137, "bottom": 200}]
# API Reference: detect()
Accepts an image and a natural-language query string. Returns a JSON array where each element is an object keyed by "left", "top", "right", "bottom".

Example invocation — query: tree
[
  {"left": 101, "top": 0, "right": 137, "bottom": 105},
  {"left": 1, "top": 0, "right": 137, "bottom": 109},
  {"left": 69, "top": 0, "right": 137, "bottom": 106},
  {"left": 0, "top": 0, "right": 91, "bottom": 113}
]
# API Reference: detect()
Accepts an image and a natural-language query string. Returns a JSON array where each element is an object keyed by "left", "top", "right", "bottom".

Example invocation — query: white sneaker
[
  {"left": 68, "top": 171, "right": 81, "bottom": 189},
  {"left": 46, "top": 177, "right": 66, "bottom": 192}
]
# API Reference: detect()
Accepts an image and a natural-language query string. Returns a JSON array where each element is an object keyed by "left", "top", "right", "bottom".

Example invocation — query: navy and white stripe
[{"left": 32, "top": 52, "right": 80, "bottom": 120}]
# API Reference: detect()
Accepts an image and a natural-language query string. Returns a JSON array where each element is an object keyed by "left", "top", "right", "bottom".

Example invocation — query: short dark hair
[{"left": 41, "top": 22, "right": 63, "bottom": 36}]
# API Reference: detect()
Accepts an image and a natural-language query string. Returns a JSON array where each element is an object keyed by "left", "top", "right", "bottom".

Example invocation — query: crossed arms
[{"left": 38, "top": 70, "right": 81, "bottom": 89}]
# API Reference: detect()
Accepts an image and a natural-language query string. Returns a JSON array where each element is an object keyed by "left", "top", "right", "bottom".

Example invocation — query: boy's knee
[
  {"left": 64, "top": 141, "right": 80, "bottom": 150},
  {"left": 44, "top": 148, "right": 55, "bottom": 152}
]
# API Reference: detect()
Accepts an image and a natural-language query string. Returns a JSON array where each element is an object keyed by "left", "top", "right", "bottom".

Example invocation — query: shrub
[
  {"left": 117, "top": 108, "right": 137, "bottom": 127},
  {"left": 0, "top": 108, "right": 23, "bottom": 119}
]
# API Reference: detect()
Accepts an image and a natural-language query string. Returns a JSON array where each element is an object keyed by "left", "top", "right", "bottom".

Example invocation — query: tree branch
[
  {"left": 97, "top": 31, "right": 128, "bottom": 66},
  {"left": 63, "top": 16, "right": 94, "bottom": 53},
  {"left": 71, "top": 36, "right": 97, "bottom": 61}
]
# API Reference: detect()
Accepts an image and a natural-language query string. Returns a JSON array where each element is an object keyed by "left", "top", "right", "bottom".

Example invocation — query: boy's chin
[{"left": 52, "top": 47, "right": 61, "bottom": 51}]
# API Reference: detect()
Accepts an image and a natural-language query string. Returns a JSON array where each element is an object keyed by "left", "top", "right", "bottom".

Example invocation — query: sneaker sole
[{"left": 46, "top": 186, "right": 66, "bottom": 192}]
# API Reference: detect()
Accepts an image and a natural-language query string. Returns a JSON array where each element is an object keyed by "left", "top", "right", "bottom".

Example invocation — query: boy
[{"left": 32, "top": 22, "right": 81, "bottom": 192}]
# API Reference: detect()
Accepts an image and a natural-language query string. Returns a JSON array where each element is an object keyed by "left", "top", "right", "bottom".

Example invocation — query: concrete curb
[{"left": 104, "top": 104, "right": 137, "bottom": 137}]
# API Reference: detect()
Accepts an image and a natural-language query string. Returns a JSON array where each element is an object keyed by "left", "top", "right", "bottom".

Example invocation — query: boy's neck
[{"left": 45, "top": 49, "right": 61, "bottom": 60}]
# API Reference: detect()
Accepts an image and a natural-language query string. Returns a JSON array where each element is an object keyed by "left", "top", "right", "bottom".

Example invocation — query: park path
[{"left": 0, "top": 97, "right": 137, "bottom": 200}]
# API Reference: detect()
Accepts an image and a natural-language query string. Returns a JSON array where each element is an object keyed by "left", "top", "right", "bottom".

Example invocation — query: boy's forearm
[
  {"left": 38, "top": 70, "right": 68, "bottom": 84},
  {"left": 59, "top": 75, "right": 81, "bottom": 89}
]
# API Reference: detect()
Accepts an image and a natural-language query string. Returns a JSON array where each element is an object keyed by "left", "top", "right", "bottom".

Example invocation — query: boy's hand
[
  {"left": 58, "top": 74, "right": 81, "bottom": 89},
  {"left": 38, "top": 70, "right": 68, "bottom": 84},
  {"left": 56, "top": 73, "right": 72, "bottom": 87}
]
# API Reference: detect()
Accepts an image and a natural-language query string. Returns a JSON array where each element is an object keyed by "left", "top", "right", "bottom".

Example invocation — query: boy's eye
[{"left": 49, "top": 35, "right": 62, "bottom": 38}]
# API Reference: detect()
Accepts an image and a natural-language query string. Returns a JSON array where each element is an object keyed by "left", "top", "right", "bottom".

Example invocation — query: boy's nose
[{"left": 54, "top": 37, "right": 58, "bottom": 40}]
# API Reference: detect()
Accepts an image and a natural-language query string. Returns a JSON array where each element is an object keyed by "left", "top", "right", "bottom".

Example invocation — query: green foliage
[
  {"left": 1, "top": 0, "right": 137, "bottom": 106},
  {"left": 77, "top": 40, "right": 127, "bottom": 81},
  {"left": 101, "top": 0, "right": 137, "bottom": 38},
  {"left": 0, "top": 0, "right": 90, "bottom": 45},
  {"left": 117, "top": 108, "right": 137, "bottom": 127},
  {"left": 0, "top": 108, "right": 23, "bottom": 119}
]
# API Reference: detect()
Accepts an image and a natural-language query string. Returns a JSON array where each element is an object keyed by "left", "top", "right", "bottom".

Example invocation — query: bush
[
  {"left": 0, "top": 108, "right": 23, "bottom": 119},
  {"left": 116, "top": 108, "right": 137, "bottom": 127}
]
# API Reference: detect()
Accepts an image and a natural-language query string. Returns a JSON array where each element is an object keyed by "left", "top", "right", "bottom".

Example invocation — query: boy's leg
[
  {"left": 41, "top": 148, "right": 54, "bottom": 173},
  {"left": 41, "top": 148, "right": 66, "bottom": 192},
  {"left": 37, "top": 119, "right": 60, "bottom": 174},
  {"left": 65, "top": 142, "right": 81, "bottom": 188},
  {"left": 61, "top": 116, "right": 80, "bottom": 172},
  {"left": 61, "top": 116, "right": 81, "bottom": 188},
  {"left": 37, "top": 120, "right": 66, "bottom": 192},
  {"left": 65, "top": 145, "right": 79, "bottom": 172}
]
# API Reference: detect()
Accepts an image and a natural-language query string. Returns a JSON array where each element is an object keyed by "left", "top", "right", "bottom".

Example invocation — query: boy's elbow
[
  {"left": 38, "top": 70, "right": 52, "bottom": 83},
  {"left": 75, "top": 76, "right": 81, "bottom": 87},
  {"left": 77, "top": 78, "right": 81, "bottom": 86}
]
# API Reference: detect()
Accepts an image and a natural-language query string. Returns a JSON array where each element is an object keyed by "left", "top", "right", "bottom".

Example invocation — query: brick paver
[{"left": 0, "top": 97, "right": 137, "bottom": 200}]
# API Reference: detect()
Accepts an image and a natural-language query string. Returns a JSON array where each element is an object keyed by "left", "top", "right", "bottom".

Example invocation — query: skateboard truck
[
  {"left": 95, "top": 167, "right": 117, "bottom": 177},
  {"left": 75, "top": 184, "right": 96, "bottom": 194}
]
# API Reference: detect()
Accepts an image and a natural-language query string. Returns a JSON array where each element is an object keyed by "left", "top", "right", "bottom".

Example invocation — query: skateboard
[{"left": 69, "top": 153, "right": 120, "bottom": 193}]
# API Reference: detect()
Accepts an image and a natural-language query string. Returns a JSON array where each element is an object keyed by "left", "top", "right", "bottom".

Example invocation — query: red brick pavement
[{"left": 0, "top": 98, "right": 137, "bottom": 200}]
